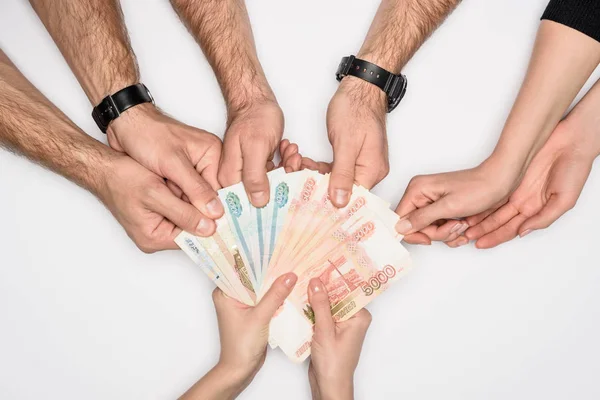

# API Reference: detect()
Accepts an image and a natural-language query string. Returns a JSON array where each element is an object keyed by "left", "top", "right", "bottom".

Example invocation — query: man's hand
[
  {"left": 98, "top": 153, "right": 218, "bottom": 253},
  {"left": 106, "top": 104, "right": 224, "bottom": 235},
  {"left": 464, "top": 117, "right": 600, "bottom": 249},
  {"left": 218, "top": 101, "right": 284, "bottom": 207},
  {"left": 327, "top": 77, "right": 388, "bottom": 207}
]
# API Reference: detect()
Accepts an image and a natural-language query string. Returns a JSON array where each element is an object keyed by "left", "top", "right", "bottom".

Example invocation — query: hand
[
  {"left": 218, "top": 101, "right": 284, "bottom": 207},
  {"left": 327, "top": 77, "right": 389, "bottom": 207},
  {"left": 278, "top": 139, "right": 302, "bottom": 172},
  {"left": 394, "top": 155, "right": 525, "bottom": 245},
  {"left": 213, "top": 272, "right": 297, "bottom": 382},
  {"left": 307, "top": 278, "right": 372, "bottom": 400},
  {"left": 106, "top": 104, "right": 223, "bottom": 235},
  {"left": 97, "top": 154, "right": 214, "bottom": 253},
  {"left": 463, "top": 120, "right": 599, "bottom": 248}
]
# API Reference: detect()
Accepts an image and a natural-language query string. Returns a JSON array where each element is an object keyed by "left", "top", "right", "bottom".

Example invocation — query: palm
[{"left": 466, "top": 124, "right": 594, "bottom": 248}]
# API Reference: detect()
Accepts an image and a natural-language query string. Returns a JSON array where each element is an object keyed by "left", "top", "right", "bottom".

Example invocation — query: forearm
[
  {"left": 0, "top": 50, "right": 114, "bottom": 195},
  {"left": 179, "top": 364, "right": 249, "bottom": 400},
  {"left": 564, "top": 78, "right": 600, "bottom": 158},
  {"left": 357, "top": 0, "right": 461, "bottom": 73},
  {"left": 29, "top": 0, "right": 139, "bottom": 105},
  {"left": 490, "top": 20, "right": 600, "bottom": 175},
  {"left": 170, "top": 0, "right": 275, "bottom": 114}
]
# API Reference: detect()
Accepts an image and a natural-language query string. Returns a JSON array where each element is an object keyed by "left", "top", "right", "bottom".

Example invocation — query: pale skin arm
[
  {"left": 395, "top": 20, "right": 600, "bottom": 243},
  {"left": 323, "top": 0, "right": 462, "bottom": 207},
  {"left": 170, "top": 0, "right": 283, "bottom": 207},
  {"left": 29, "top": 0, "right": 225, "bottom": 238}
]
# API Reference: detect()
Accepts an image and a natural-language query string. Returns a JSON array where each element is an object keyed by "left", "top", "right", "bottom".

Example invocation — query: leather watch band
[
  {"left": 92, "top": 83, "right": 154, "bottom": 133},
  {"left": 336, "top": 55, "right": 407, "bottom": 113}
]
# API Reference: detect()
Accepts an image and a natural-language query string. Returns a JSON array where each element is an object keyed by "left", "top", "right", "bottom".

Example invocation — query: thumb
[
  {"left": 395, "top": 198, "right": 453, "bottom": 235},
  {"left": 329, "top": 141, "right": 358, "bottom": 208},
  {"left": 242, "top": 143, "right": 272, "bottom": 207},
  {"left": 518, "top": 195, "right": 575, "bottom": 237},
  {"left": 255, "top": 272, "right": 297, "bottom": 321},
  {"left": 308, "top": 278, "right": 335, "bottom": 337}
]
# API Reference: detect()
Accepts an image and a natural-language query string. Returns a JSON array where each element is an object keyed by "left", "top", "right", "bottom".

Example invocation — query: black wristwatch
[
  {"left": 336, "top": 55, "right": 407, "bottom": 113},
  {"left": 92, "top": 83, "right": 154, "bottom": 133}
]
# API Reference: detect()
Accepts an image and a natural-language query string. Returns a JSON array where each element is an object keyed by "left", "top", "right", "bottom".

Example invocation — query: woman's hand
[
  {"left": 307, "top": 278, "right": 372, "bottom": 400},
  {"left": 180, "top": 273, "right": 297, "bottom": 400},
  {"left": 394, "top": 157, "right": 522, "bottom": 245}
]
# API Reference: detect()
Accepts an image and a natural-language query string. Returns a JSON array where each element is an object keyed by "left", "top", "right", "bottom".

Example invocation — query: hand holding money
[
  {"left": 176, "top": 167, "right": 412, "bottom": 362},
  {"left": 308, "top": 278, "right": 372, "bottom": 400}
]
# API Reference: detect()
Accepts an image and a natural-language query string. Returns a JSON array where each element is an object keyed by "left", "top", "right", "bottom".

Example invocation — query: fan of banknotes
[{"left": 176, "top": 168, "right": 412, "bottom": 362}]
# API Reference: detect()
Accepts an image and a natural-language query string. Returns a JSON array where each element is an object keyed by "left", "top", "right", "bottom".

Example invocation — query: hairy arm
[
  {"left": 325, "top": 0, "right": 461, "bottom": 207},
  {"left": 0, "top": 49, "right": 113, "bottom": 195},
  {"left": 29, "top": 0, "right": 139, "bottom": 105},
  {"left": 357, "top": 0, "right": 461, "bottom": 73},
  {"left": 170, "top": 0, "right": 275, "bottom": 113}
]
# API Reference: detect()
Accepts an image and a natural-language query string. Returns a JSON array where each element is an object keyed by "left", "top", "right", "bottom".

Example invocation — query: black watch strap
[
  {"left": 336, "top": 55, "right": 407, "bottom": 113},
  {"left": 92, "top": 83, "right": 154, "bottom": 133}
]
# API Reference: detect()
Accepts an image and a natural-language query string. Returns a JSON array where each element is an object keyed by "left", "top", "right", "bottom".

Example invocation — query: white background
[{"left": 1, "top": 0, "right": 599, "bottom": 399}]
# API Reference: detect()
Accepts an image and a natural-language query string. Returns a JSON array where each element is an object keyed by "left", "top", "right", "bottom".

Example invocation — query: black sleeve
[{"left": 542, "top": 0, "right": 600, "bottom": 43}]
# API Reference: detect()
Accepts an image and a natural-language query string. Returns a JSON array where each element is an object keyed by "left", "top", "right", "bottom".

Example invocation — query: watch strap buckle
[{"left": 336, "top": 55, "right": 355, "bottom": 81}]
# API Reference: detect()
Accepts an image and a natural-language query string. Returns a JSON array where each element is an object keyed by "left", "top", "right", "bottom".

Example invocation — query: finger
[
  {"left": 282, "top": 142, "right": 298, "bottom": 163},
  {"left": 242, "top": 143, "right": 272, "bottom": 207},
  {"left": 279, "top": 139, "right": 290, "bottom": 159},
  {"left": 301, "top": 157, "right": 332, "bottom": 174},
  {"left": 518, "top": 195, "right": 575, "bottom": 237},
  {"left": 199, "top": 159, "right": 222, "bottom": 191},
  {"left": 283, "top": 153, "right": 302, "bottom": 173},
  {"left": 218, "top": 138, "right": 243, "bottom": 187},
  {"left": 166, "top": 180, "right": 183, "bottom": 199},
  {"left": 420, "top": 220, "right": 468, "bottom": 242},
  {"left": 308, "top": 278, "right": 335, "bottom": 337},
  {"left": 267, "top": 160, "right": 276, "bottom": 171},
  {"left": 465, "top": 209, "right": 494, "bottom": 227},
  {"left": 402, "top": 232, "right": 432, "bottom": 245},
  {"left": 445, "top": 235, "right": 469, "bottom": 248},
  {"left": 475, "top": 213, "right": 527, "bottom": 249},
  {"left": 465, "top": 203, "right": 518, "bottom": 241},
  {"left": 149, "top": 183, "right": 216, "bottom": 236},
  {"left": 255, "top": 272, "right": 297, "bottom": 321},
  {"left": 394, "top": 198, "right": 453, "bottom": 235},
  {"left": 164, "top": 158, "right": 224, "bottom": 220},
  {"left": 329, "top": 141, "right": 358, "bottom": 207},
  {"left": 350, "top": 309, "right": 372, "bottom": 333}
]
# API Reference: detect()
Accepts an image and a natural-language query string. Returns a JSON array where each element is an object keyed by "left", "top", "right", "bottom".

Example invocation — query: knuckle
[{"left": 144, "top": 179, "right": 166, "bottom": 201}]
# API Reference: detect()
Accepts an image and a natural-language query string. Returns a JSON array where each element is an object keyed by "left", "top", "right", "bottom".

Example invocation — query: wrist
[
  {"left": 317, "top": 379, "right": 354, "bottom": 400},
  {"left": 224, "top": 79, "right": 277, "bottom": 116},
  {"left": 214, "top": 360, "right": 259, "bottom": 389},
  {"left": 105, "top": 102, "right": 159, "bottom": 139},
  {"left": 336, "top": 75, "right": 387, "bottom": 117}
]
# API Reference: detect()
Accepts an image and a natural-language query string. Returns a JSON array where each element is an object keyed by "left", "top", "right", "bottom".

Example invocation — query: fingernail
[
  {"left": 334, "top": 189, "right": 349, "bottom": 206},
  {"left": 450, "top": 223, "right": 463, "bottom": 234},
  {"left": 206, "top": 198, "right": 223, "bottom": 217},
  {"left": 457, "top": 237, "right": 469, "bottom": 247},
  {"left": 250, "top": 191, "right": 267, "bottom": 205},
  {"left": 520, "top": 229, "right": 532, "bottom": 238},
  {"left": 457, "top": 223, "right": 469, "bottom": 235},
  {"left": 196, "top": 218, "right": 212, "bottom": 236},
  {"left": 395, "top": 218, "right": 413, "bottom": 234},
  {"left": 283, "top": 273, "right": 297, "bottom": 288},
  {"left": 310, "top": 279, "right": 323, "bottom": 294}
]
